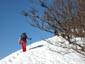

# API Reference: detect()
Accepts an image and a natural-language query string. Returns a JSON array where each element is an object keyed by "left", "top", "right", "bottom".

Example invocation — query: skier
[{"left": 19, "top": 32, "right": 31, "bottom": 52}]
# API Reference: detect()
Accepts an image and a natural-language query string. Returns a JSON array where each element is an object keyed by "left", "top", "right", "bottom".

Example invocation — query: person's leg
[
  {"left": 21, "top": 41, "right": 26, "bottom": 52},
  {"left": 23, "top": 42, "right": 26, "bottom": 52}
]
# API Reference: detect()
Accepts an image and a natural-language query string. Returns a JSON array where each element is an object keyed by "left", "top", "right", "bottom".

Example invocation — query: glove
[
  {"left": 30, "top": 38, "right": 32, "bottom": 40},
  {"left": 19, "top": 42, "right": 21, "bottom": 44}
]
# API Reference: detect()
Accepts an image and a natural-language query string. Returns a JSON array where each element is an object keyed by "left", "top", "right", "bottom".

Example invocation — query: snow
[{"left": 0, "top": 36, "right": 85, "bottom": 64}]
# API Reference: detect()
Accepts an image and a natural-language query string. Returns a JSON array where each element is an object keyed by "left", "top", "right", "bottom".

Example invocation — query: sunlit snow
[{"left": 0, "top": 36, "right": 85, "bottom": 64}]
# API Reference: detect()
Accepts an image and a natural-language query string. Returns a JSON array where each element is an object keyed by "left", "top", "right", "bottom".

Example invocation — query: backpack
[{"left": 20, "top": 33, "right": 27, "bottom": 41}]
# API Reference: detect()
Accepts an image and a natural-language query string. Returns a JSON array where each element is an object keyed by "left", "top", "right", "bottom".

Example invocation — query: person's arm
[
  {"left": 18, "top": 38, "right": 21, "bottom": 44},
  {"left": 27, "top": 37, "right": 31, "bottom": 40}
]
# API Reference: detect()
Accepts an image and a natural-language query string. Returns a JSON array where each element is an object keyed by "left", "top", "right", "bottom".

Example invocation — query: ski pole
[{"left": 29, "top": 38, "right": 32, "bottom": 49}]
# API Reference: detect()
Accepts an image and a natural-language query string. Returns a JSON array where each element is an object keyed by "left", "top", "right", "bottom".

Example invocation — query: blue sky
[{"left": 0, "top": 0, "right": 53, "bottom": 59}]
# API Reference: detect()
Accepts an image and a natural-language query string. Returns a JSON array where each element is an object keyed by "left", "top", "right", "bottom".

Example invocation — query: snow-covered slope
[{"left": 0, "top": 36, "right": 85, "bottom": 64}]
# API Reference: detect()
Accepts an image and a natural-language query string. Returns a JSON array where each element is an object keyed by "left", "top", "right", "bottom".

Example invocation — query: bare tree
[{"left": 21, "top": 0, "right": 85, "bottom": 51}]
